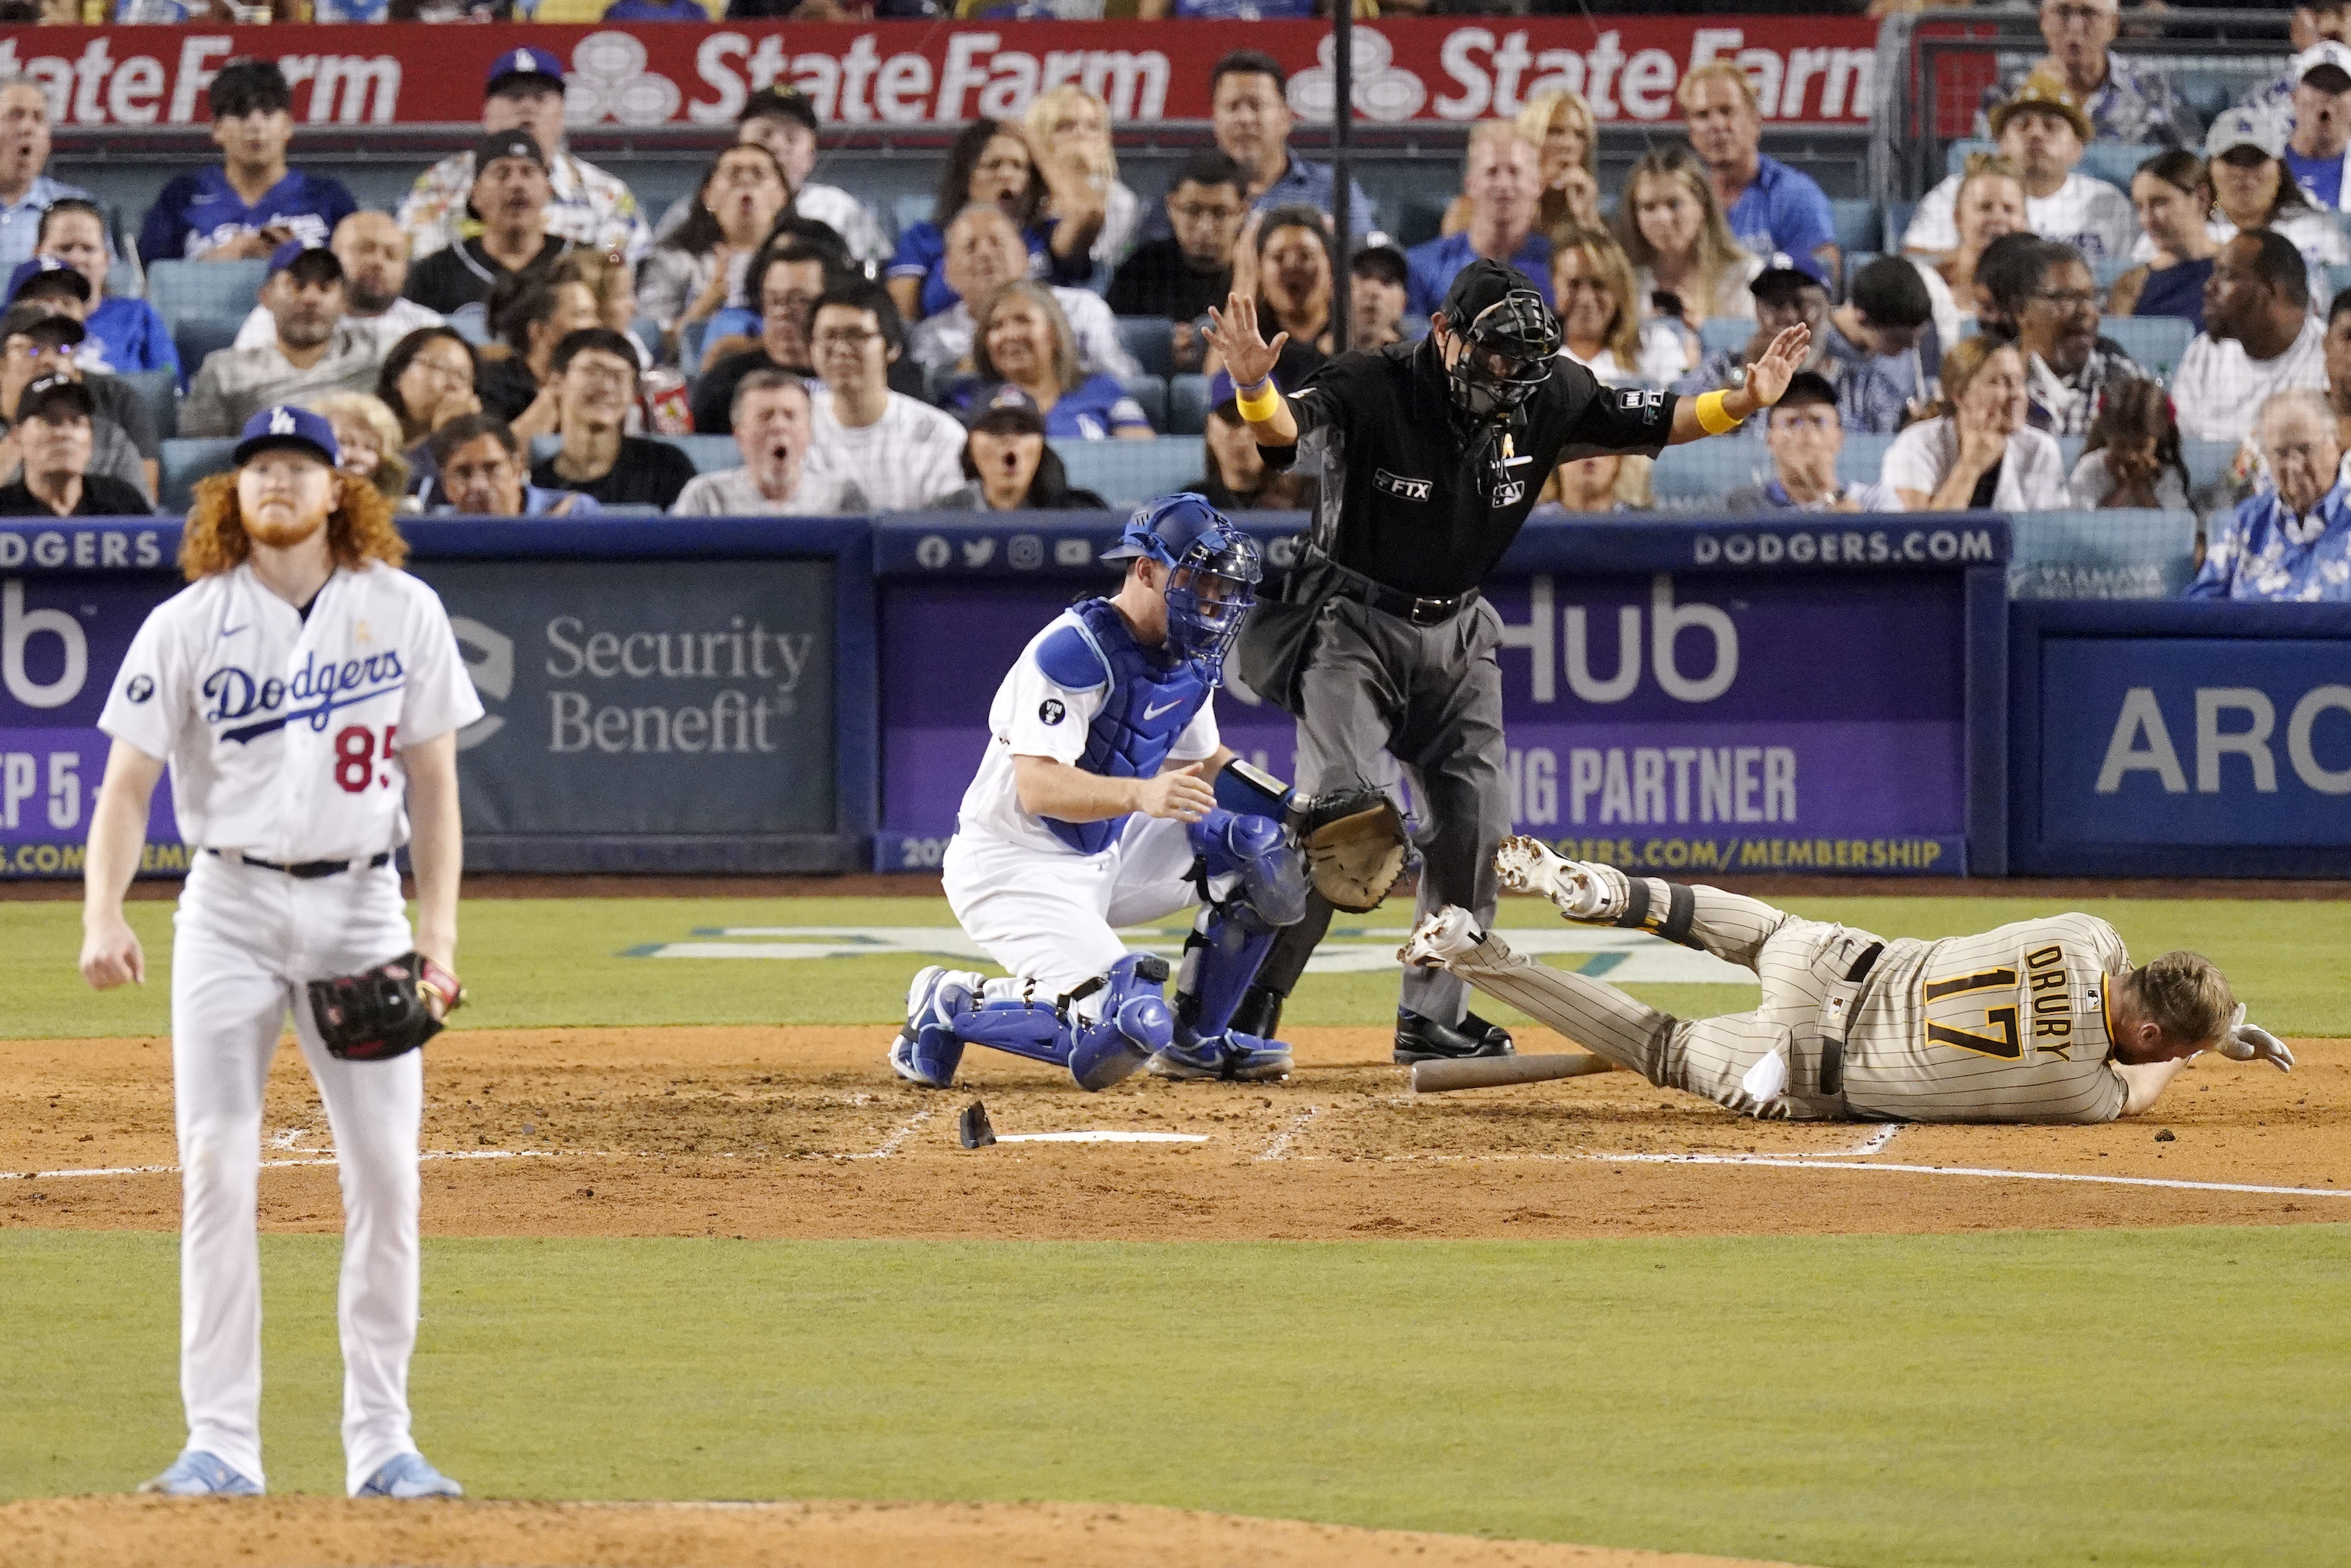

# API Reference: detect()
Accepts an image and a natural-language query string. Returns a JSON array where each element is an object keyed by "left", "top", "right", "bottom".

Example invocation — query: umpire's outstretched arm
[{"left": 1202, "top": 293, "right": 1812, "bottom": 446}]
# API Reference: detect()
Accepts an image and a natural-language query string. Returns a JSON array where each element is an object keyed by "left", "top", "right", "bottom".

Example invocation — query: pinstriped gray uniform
[{"left": 1443, "top": 887, "right": 2129, "bottom": 1123}]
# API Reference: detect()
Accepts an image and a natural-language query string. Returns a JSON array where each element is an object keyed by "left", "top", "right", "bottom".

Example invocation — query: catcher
[
  {"left": 894, "top": 493, "right": 1404, "bottom": 1090},
  {"left": 77, "top": 405, "right": 481, "bottom": 1499}
]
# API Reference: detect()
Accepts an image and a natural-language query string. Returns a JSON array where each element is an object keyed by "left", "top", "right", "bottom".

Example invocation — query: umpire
[{"left": 1203, "top": 259, "right": 1807, "bottom": 1061}]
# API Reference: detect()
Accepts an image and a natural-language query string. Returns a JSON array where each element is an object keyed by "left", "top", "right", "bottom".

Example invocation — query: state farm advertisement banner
[{"left": 5, "top": 18, "right": 1878, "bottom": 133}]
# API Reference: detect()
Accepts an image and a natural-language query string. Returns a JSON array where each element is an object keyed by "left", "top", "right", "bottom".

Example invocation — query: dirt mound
[{"left": 0, "top": 1496, "right": 1816, "bottom": 1568}]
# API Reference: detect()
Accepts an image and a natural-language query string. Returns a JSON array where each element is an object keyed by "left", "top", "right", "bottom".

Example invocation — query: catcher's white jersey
[
  {"left": 1843, "top": 913, "right": 2131, "bottom": 1122},
  {"left": 99, "top": 560, "right": 482, "bottom": 863}
]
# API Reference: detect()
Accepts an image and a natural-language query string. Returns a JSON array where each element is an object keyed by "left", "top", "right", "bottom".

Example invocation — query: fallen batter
[{"left": 1399, "top": 837, "right": 2295, "bottom": 1123}]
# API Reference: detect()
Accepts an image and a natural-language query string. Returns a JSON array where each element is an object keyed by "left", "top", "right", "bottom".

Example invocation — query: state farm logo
[
  {"left": 1288, "top": 29, "right": 1425, "bottom": 124},
  {"left": 564, "top": 32, "right": 684, "bottom": 128}
]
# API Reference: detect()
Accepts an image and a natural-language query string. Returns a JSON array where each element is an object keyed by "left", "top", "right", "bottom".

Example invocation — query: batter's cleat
[
  {"left": 1494, "top": 834, "right": 1626, "bottom": 921},
  {"left": 1399, "top": 906, "right": 1482, "bottom": 967},
  {"left": 890, "top": 966, "right": 975, "bottom": 1088},
  {"left": 138, "top": 1450, "right": 262, "bottom": 1497},
  {"left": 356, "top": 1452, "right": 463, "bottom": 1499},
  {"left": 1393, "top": 1008, "right": 1515, "bottom": 1065}
]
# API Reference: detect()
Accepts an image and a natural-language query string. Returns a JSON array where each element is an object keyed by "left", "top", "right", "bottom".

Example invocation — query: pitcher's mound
[{"left": 4, "top": 1496, "right": 1816, "bottom": 1568}]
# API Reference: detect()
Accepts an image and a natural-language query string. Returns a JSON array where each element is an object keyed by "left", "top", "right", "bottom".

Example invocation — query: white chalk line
[
  {"left": 2, "top": 1149, "right": 559, "bottom": 1182},
  {"left": 1257, "top": 1105, "right": 1323, "bottom": 1162},
  {"left": 857, "top": 1107, "right": 936, "bottom": 1160}
]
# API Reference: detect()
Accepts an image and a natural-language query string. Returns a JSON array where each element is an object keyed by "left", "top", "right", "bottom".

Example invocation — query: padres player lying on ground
[
  {"left": 893, "top": 494, "right": 1320, "bottom": 1090},
  {"left": 1399, "top": 837, "right": 2294, "bottom": 1122}
]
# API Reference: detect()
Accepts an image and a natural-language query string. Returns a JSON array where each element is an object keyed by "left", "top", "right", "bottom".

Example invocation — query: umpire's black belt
[
  {"left": 207, "top": 848, "right": 393, "bottom": 879},
  {"left": 1308, "top": 550, "right": 1480, "bottom": 626},
  {"left": 1814, "top": 940, "right": 1884, "bottom": 1098}
]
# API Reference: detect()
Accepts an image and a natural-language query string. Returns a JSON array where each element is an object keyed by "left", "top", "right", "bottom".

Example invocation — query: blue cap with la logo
[
  {"left": 234, "top": 404, "right": 342, "bottom": 469},
  {"left": 487, "top": 46, "right": 566, "bottom": 92}
]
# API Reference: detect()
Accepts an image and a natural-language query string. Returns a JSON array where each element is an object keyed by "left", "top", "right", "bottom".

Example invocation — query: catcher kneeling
[
  {"left": 1398, "top": 837, "right": 2294, "bottom": 1123},
  {"left": 893, "top": 494, "right": 1406, "bottom": 1090}
]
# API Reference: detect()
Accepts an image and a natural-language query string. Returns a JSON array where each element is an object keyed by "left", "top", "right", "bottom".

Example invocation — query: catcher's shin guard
[
  {"left": 893, "top": 966, "right": 979, "bottom": 1087},
  {"left": 946, "top": 955, "right": 1176, "bottom": 1091},
  {"left": 1175, "top": 810, "right": 1307, "bottom": 1043}
]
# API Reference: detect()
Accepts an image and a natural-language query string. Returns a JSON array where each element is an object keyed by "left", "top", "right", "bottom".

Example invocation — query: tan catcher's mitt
[{"left": 1299, "top": 786, "right": 1409, "bottom": 913}]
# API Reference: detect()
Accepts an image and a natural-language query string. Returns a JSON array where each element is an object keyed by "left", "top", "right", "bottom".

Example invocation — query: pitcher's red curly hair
[{"left": 178, "top": 468, "right": 408, "bottom": 580}]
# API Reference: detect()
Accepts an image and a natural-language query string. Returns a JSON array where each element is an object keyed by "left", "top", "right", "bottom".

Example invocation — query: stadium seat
[
  {"left": 679, "top": 319, "right": 709, "bottom": 378},
  {"left": 448, "top": 302, "right": 491, "bottom": 346},
  {"left": 1698, "top": 317, "right": 1752, "bottom": 355},
  {"left": 2058, "top": 435, "right": 2087, "bottom": 472},
  {"left": 1650, "top": 439, "right": 1770, "bottom": 502},
  {"left": 2182, "top": 437, "right": 2243, "bottom": 490},
  {"left": 1051, "top": 436, "right": 1205, "bottom": 505},
  {"left": 2326, "top": 262, "right": 2351, "bottom": 304},
  {"left": 1394, "top": 199, "right": 1449, "bottom": 250},
  {"left": 160, "top": 437, "right": 236, "bottom": 511},
  {"left": 1115, "top": 316, "right": 1175, "bottom": 379},
  {"left": 2008, "top": 509, "right": 2199, "bottom": 599},
  {"left": 1941, "top": 138, "right": 2156, "bottom": 192},
  {"left": 1838, "top": 434, "right": 1895, "bottom": 486},
  {"left": 2092, "top": 255, "right": 2135, "bottom": 290},
  {"left": 115, "top": 368, "right": 177, "bottom": 441},
  {"left": 1168, "top": 372, "right": 1210, "bottom": 436},
  {"left": 171, "top": 317, "right": 242, "bottom": 376},
  {"left": 891, "top": 192, "right": 934, "bottom": 238},
  {"left": 669, "top": 434, "right": 741, "bottom": 474},
  {"left": 1829, "top": 199, "right": 1879, "bottom": 253},
  {"left": 2099, "top": 315, "right": 2194, "bottom": 376},
  {"left": 1886, "top": 202, "right": 1917, "bottom": 252},
  {"left": 1120, "top": 373, "right": 1168, "bottom": 431},
  {"left": 146, "top": 260, "right": 269, "bottom": 328}
]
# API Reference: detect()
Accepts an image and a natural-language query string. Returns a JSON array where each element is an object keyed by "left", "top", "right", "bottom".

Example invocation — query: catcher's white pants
[
  {"left": 170, "top": 852, "right": 424, "bottom": 1493},
  {"left": 942, "top": 817, "right": 1202, "bottom": 1011}
]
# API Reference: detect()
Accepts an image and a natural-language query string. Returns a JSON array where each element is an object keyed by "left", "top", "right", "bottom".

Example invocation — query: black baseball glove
[
  {"left": 307, "top": 952, "right": 464, "bottom": 1063},
  {"left": 1298, "top": 784, "right": 1410, "bottom": 913}
]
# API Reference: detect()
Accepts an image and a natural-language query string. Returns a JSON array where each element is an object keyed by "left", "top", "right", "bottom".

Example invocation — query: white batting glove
[{"left": 2217, "top": 1004, "right": 2295, "bottom": 1072}]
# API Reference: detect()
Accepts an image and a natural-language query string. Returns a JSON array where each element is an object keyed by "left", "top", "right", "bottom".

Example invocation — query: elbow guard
[{"left": 1214, "top": 758, "right": 1295, "bottom": 820}]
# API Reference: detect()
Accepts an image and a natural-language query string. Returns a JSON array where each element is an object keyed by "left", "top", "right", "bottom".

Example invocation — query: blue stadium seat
[
  {"left": 891, "top": 193, "right": 934, "bottom": 238},
  {"left": 668, "top": 434, "right": 741, "bottom": 474},
  {"left": 1649, "top": 440, "right": 1770, "bottom": 502},
  {"left": 115, "top": 368, "right": 177, "bottom": 441},
  {"left": 2058, "top": 435, "right": 2087, "bottom": 472},
  {"left": 171, "top": 317, "right": 242, "bottom": 377},
  {"left": 146, "top": 260, "right": 269, "bottom": 328},
  {"left": 1886, "top": 202, "right": 1917, "bottom": 252},
  {"left": 1051, "top": 437, "right": 1205, "bottom": 505},
  {"left": 1168, "top": 372, "right": 1210, "bottom": 436},
  {"left": 1698, "top": 317, "right": 1754, "bottom": 355},
  {"left": 1115, "top": 316, "right": 1175, "bottom": 379},
  {"left": 160, "top": 437, "right": 236, "bottom": 511},
  {"left": 1941, "top": 138, "right": 2155, "bottom": 191},
  {"left": 2098, "top": 314, "right": 2194, "bottom": 376},
  {"left": 1829, "top": 199, "right": 1880, "bottom": 253},
  {"left": 2182, "top": 438, "right": 2243, "bottom": 490},
  {"left": 1837, "top": 434, "right": 1896, "bottom": 486},
  {"left": 447, "top": 302, "right": 491, "bottom": 346},
  {"left": 1119, "top": 373, "right": 1168, "bottom": 431},
  {"left": 2325, "top": 262, "right": 2351, "bottom": 304}
]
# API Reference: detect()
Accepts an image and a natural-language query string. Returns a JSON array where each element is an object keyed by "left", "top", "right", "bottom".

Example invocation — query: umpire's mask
[
  {"left": 1437, "top": 259, "right": 1560, "bottom": 421},
  {"left": 1102, "top": 493, "right": 1263, "bottom": 678}
]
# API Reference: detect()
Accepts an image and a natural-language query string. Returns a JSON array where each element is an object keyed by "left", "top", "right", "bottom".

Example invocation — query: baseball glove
[
  {"left": 307, "top": 953, "right": 463, "bottom": 1063},
  {"left": 1299, "top": 785, "right": 1409, "bottom": 913}
]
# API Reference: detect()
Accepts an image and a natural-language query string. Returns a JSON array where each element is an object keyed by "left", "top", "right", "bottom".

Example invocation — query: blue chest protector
[{"left": 1032, "top": 599, "right": 1216, "bottom": 855}]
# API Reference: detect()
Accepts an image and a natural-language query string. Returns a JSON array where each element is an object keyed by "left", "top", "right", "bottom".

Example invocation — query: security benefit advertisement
[
  {"left": 876, "top": 568, "right": 1970, "bottom": 875},
  {"left": 2036, "top": 631, "right": 2351, "bottom": 852},
  {"left": 414, "top": 560, "right": 836, "bottom": 843},
  {"left": 0, "top": 527, "right": 182, "bottom": 879}
]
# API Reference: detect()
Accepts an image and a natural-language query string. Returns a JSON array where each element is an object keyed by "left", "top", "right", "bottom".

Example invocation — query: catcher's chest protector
[{"left": 1043, "top": 599, "right": 1214, "bottom": 855}]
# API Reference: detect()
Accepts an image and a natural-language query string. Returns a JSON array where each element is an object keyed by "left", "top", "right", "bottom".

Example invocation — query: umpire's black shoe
[
  {"left": 1228, "top": 984, "right": 1285, "bottom": 1043},
  {"left": 1393, "top": 1008, "right": 1515, "bottom": 1064}
]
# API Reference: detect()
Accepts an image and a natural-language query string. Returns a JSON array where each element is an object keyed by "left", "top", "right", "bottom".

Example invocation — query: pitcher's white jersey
[{"left": 99, "top": 560, "right": 483, "bottom": 863}]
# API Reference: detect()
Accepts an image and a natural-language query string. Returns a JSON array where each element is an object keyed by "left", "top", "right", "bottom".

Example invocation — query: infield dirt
[{"left": 4, "top": 1025, "right": 2345, "bottom": 1240}]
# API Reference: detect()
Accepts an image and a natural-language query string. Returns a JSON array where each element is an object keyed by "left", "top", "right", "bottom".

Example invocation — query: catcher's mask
[
  {"left": 1102, "top": 492, "right": 1262, "bottom": 675},
  {"left": 1437, "top": 259, "right": 1559, "bottom": 422}
]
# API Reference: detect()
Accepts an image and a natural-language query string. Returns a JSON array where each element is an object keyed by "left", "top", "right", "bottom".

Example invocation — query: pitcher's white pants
[{"left": 171, "top": 852, "right": 425, "bottom": 1494}]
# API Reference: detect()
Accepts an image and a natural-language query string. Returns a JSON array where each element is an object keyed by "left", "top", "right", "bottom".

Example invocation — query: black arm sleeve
[{"left": 1556, "top": 383, "right": 1681, "bottom": 464}]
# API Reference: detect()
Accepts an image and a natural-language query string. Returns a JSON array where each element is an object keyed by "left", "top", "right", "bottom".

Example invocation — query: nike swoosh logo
[
  {"left": 220, "top": 622, "right": 250, "bottom": 637},
  {"left": 1143, "top": 699, "right": 1185, "bottom": 719}
]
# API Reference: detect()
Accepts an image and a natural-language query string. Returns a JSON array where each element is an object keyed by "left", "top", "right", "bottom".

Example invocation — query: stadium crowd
[{"left": 0, "top": 1, "right": 2347, "bottom": 602}]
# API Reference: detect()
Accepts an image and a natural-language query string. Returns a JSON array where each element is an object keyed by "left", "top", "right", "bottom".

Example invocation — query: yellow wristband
[
  {"left": 1693, "top": 390, "right": 1743, "bottom": 436},
  {"left": 1235, "top": 378, "right": 1283, "bottom": 422}
]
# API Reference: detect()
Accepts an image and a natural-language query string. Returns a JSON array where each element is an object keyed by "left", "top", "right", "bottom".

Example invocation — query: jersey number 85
[{"left": 333, "top": 725, "right": 399, "bottom": 794}]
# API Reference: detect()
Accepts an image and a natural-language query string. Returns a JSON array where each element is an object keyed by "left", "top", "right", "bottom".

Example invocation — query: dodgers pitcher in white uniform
[
  {"left": 1402, "top": 837, "right": 2296, "bottom": 1123},
  {"left": 78, "top": 405, "right": 483, "bottom": 1499},
  {"left": 893, "top": 494, "right": 1313, "bottom": 1090}
]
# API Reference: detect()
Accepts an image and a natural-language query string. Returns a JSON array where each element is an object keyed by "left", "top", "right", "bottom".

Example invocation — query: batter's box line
[
  {"left": 2, "top": 1149, "right": 566, "bottom": 1182},
  {"left": 1257, "top": 1104, "right": 1323, "bottom": 1161},
  {"left": 857, "top": 1107, "right": 937, "bottom": 1159}
]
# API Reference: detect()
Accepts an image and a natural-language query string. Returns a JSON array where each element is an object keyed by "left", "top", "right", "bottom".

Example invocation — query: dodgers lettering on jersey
[
  {"left": 1843, "top": 913, "right": 2131, "bottom": 1123},
  {"left": 955, "top": 599, "right": 1220, "bottom": 858},
  {"left": 99, "top": 561, "right": 483, "bottom": 863}
]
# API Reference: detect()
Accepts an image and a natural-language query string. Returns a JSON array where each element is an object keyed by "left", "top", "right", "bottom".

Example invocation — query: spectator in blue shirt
[
  {"left": 2282, "top": 42, "right": 2351, "bottom": 210},
  {"left": 2188, "top": 389, "right": 2351, "bottom": 599},
  {"left": 1140, "top": 51, "right": 1376, "bottom": 246},
  {"left": 887, "top": 119, "right": 1098, "bottom": 324},
  {"left": 0, "top": 78, "right": 106, "bottom": 273},
  {"left": 137, "top": 59, "right": 357, "bottom": 265},
  {"left": 1405, "top": 123, "right": 1550, "bottom": 319},
  {"left": 952, "top": 281, "right": 1151, "bottom": 441},
  {"left": 28, "top": 202, "right": 178, "bottom": 381},
  {"left": 1679, "top": 61, "right": 1840, "bottom": 291}
]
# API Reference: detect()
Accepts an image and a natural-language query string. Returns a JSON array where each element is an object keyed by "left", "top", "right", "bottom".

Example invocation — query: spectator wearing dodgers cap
[
  {"left": 2281, "top": 40, "right": 2351, "bottom": 210},
  {"left": 2201, "top": 104, "right": 2351, "bottom": 277},
  {"left": 396, "top": 47, "right": 650, "bottom": 267}
]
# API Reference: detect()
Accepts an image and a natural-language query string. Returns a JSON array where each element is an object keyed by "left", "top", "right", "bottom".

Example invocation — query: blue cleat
[
  {"left": 356, "top": 1451, "right": 463, "bottom": 1499},
  {"left": 1148, "top": 1030, "right": 1292, "bottom": 1081},
  {"left": 138, "top": 1449, "right": 263, "bottom": 1496},
  {"left": 890, "top": 966, "right": 975, "bottom": 1088}
]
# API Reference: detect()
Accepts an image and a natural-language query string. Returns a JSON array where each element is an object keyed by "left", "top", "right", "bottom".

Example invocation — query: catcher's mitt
[
  {"left": 307, "top": 952, "right": 463, "bottom": 1063},
  {"left": 1299, "top": 786, "right": 1408, "bottom": 913}
]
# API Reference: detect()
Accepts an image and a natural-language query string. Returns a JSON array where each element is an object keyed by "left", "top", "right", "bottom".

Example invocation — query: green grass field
[{"left": 6, "top": 893, "right": 2350, "bottom": 1038}]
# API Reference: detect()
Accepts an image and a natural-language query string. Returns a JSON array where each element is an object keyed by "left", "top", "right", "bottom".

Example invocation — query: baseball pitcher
[
  {"left": 78, "top": 406, "right": 483, "bottom": 1499},
  {"left": 1399, "top": 837, "right": 2293, "bottom": 1122}
]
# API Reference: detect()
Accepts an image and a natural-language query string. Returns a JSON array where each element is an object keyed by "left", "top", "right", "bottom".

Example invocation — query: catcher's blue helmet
[{"left": 1102, "top": 493, "right": 1261, "bottom": 673}]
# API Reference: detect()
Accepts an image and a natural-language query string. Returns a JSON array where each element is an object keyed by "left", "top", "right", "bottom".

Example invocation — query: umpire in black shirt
[{"left": 1204, "top": 259, "right": 1808, "bottom": 1061}]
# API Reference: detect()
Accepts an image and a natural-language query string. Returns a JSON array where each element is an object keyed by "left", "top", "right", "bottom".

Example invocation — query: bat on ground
[{"left": 1410, "top": 1052, "right": 1617, "bottom": 1094}]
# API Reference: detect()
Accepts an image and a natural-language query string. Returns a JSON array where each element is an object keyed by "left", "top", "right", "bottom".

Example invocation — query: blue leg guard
[
  {"left": 941, "top": 955, "right": 1175, "bottom": 1093},
  {"left": 1175, "top": 810, "right": 1308, "bottom": 1043},
  {"left": 891, "top": 966, "right": 975, "bottom": 1088}
]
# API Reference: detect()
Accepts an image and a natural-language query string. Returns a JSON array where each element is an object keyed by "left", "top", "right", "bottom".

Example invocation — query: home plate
[{"left": 996, "top": 1131, "right": 1208, "bottom": 1144}]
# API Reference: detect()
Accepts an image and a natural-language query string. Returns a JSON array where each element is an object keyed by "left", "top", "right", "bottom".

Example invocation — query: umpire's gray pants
[{"left": 1296, "top": 590, "right": 1509, "bottom": 1023}]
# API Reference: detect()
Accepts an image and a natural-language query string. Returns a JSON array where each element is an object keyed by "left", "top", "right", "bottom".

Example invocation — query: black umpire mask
[{"left": 1436, "top": 260, "right": 1559, "bottom": 423}]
